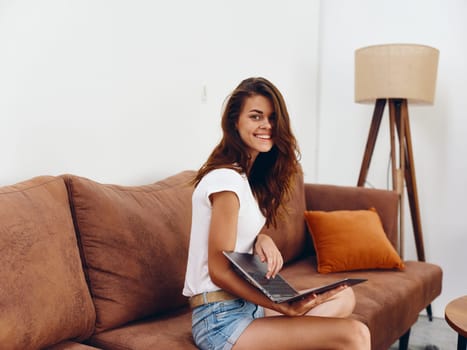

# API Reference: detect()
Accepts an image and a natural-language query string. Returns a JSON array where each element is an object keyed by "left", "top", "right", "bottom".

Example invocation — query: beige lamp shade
[{"left": 355, "top": 44, "right": 439, "bottom": 104}]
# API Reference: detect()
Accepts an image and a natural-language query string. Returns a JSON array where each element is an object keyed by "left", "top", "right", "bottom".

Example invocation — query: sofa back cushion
[
  {"left": 63, "top": 171, "right": 195, "bottom": 333},
  {"left": 0, "top": 176, "right": 95, "bottom": 349},
  {"left": 260, "top": 170, "right": 307, "bottom": 263}
]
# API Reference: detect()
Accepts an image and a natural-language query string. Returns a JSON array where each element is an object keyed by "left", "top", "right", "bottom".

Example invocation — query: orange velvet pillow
[{"left": 304, "top": 208, "right": 404, "bottom": 273}]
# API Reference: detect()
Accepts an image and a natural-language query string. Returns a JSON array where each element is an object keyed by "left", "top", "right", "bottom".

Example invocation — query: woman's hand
[
  {"left": 254, "top": 233, "right": 283, "bottom": 279},
  {"left": 273, "top": 285, "right": 348, "bottom": 316}
]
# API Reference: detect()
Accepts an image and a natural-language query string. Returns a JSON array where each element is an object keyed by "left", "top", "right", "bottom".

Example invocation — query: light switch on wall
[{"left": 201, "top": 84, "right": 207, "bottom": 103}]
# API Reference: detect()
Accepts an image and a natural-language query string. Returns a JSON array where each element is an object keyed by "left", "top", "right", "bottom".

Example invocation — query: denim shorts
[{"left": 191, "top": 297, "right": 264, "bottom": 350}]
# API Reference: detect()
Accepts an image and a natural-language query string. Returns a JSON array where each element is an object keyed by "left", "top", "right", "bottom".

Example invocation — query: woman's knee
[
  {"left": 331, "top": 286, "right": 356, "bottom": 317},
  {"left": 341, "top": 287, "right": 356, "bottom": 313},
  {"left": 325, "top": 319, "right": 371, "bottom": 350},
  {"left": 348, "top": 320, "right": 371, "bottom": 349}
]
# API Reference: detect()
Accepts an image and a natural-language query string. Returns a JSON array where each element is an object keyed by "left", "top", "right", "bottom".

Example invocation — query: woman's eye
[{"left": 250, "top": 114, "right": 261, "bottom": 120}]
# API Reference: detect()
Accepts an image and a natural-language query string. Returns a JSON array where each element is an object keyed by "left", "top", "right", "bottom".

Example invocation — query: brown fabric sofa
[{"left": 0, "top": 170, "right": 442, "bottom": 350}]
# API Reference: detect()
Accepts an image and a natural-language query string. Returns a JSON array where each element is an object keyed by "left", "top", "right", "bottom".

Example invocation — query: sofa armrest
[{"left": 304, "top": 183, "right": 399, "bottom": 248}]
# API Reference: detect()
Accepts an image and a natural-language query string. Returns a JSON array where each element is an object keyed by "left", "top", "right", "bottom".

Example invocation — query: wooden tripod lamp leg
[
  {"left": 389, "top": 101, "right": 398, "bottom": 191},
  {"left": 357, "top": 99, "right": 386, "bottom": 186},
  {"left": 391, "top": 100, "right": 426, "bottom": 262},
  {"left": 401, "top": 100, "right": 426, "bottom": 262}
]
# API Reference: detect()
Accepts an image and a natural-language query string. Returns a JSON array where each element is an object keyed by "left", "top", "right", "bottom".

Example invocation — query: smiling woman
[
  {"left": 236, "top": 95, "right": 275, "bottom": 161},
  {"left": 182, "top": 77, "right": 371, "bottom": 350},
  {"left": 192, "top": 77, "right": 300, "bottom": 228}
]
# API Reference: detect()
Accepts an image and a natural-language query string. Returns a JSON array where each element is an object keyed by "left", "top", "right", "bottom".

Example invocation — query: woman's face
[{"left": 236, "top": 94, "right": 275, "bottom": 162}]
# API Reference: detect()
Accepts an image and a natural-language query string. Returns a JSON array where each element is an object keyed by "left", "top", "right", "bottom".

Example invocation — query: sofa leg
[
  {"left": 426, "top": 303, "right": 433, "bottom": 321},
  {"left": 399, "top": 328, "right": 411, "bottom": 350}
]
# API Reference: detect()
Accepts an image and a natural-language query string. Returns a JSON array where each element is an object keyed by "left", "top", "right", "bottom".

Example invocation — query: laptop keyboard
[{"left": 250, "top": 272, "right": 297, "bottom": 297}]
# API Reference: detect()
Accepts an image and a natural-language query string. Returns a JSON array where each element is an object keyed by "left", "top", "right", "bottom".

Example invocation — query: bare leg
[
  {"left": 234, "top": 288, "right": 370, "bottom": 350},
  {"left": 307, "top": 285, "right": 356, "bottom": 317},
  {"left": 234, "top": 315, "right": 370, "bottom": 350}
]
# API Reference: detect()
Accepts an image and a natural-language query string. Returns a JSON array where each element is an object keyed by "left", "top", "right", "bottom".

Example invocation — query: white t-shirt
[{"left": 182, "top": 168, "right": 266, "bottom": 297}]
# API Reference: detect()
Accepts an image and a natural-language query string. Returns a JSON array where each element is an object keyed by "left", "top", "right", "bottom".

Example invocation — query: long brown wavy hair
[{"left": 194, "top": 77, "right": 301, "bottom": 228}]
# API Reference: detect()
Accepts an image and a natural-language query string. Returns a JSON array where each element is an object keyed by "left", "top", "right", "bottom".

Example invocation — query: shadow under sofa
[{"left": 0, "top": 170, "right": 442, "bottom": 350}]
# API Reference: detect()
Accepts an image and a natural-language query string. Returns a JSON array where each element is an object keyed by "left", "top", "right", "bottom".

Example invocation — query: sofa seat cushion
[
  {"left": 63, "top": 171, "right": 195, "bottom": 333},
  {"left": 281, "top": 258, "right": 442, "bottom": 350},
  {"left": 0, "top": 176, "right": 95, "bottom": 349},
  {"left": 87, "top": 307, "right": 196, "bottom": 350}
]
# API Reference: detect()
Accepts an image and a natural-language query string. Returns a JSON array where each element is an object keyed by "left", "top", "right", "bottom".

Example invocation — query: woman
[{"left": 183, "top": 77, "right": 370, "bottom": 350}]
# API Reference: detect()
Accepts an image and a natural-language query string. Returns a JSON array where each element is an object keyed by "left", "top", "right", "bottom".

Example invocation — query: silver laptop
[{"left": 223, "top": 251, "right": 366, "bottom": 303}]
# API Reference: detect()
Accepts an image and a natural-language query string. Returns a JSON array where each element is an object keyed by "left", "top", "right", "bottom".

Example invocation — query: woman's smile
[{"left": 236, "top": 95, "right": 275, "bottom": 162}]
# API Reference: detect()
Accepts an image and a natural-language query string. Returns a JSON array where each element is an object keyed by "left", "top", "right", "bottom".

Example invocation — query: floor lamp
[{"left": 354, "top": 44, "right": 439, "bottom": 319}]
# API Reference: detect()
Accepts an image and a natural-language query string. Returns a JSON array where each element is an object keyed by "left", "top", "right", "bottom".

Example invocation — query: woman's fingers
[
  {"left": 254, "top": 234, "right": 283, "bottom": 278},
  {"left": 265, "top": 250, "right": 283, "bottom": 279}
]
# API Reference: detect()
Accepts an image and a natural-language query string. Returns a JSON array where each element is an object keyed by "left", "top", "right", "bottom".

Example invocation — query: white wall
[
  {"left": 317, "top": 0, "right": 467, "bottom": 318},
  {"left": 1, "top": 0, "right": 464, "bottom": 320},
  {"left": 0, "top": 0, "right": 320, "bottom": 185}
]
